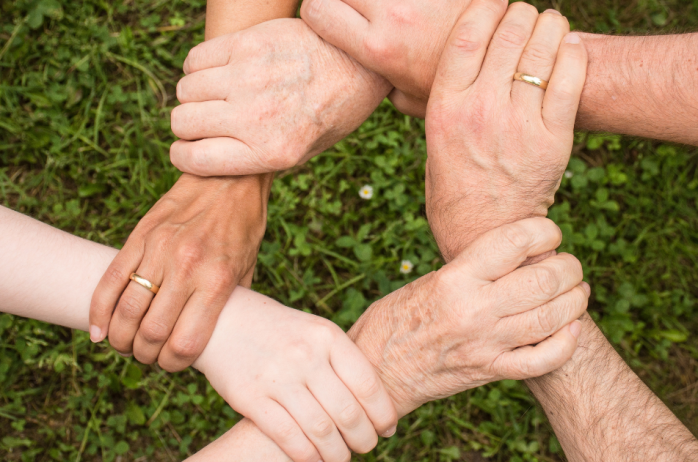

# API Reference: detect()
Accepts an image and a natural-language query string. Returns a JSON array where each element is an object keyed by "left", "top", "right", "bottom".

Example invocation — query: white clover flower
[
  {"left": 564, "top": 170, "right": 574, "bottom": 179},
  {"left": 400, "top": 260, "right": 414, "bottom": 274},
  {"left": 359, "top": 185, "right": 374, "bottom": 200}
]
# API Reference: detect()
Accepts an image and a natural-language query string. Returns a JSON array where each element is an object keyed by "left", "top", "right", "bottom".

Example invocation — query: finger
[
  {"left": 307, "top": 370, "right": 378, "bottom": 454},
  {"left": 182, "top": 34, "right": 239, "bottom": 74},
  {"left": 301, "top": 0, "right": 370, "bottom": 67},
  {"left": 107, "top": 261, "right": 163, "bottom": 356},
  {"left": 157, "top": 288, "right": 230, "bottom": 372},
  {"left": 499, "top": 282, "right": 589, "bottom": 345},
  {"left": 170, "top": 138, "right": 270, "bottom": 177},
  {"left": 170, "top": 101, "right": 236, "bottom": 141},
  {"left": 388, "top": 88, "right": 427, "bottom": 118},
  {"left": 455, "top": 217, "right": 563, "bottom": 281},
  {"left": 177, "top": 66, "right": 233, "bottom": 103},
  {"left": 477, "top": 2, "right": 539, "bottom": 93},
  {"left": 511, "top": 10, "right": 570, "bottom": 110},
  {"left": 494, "top": 319, "right": 582, "bottom": 380},
  {"left": 277, "top": 388, "right": 350, "bottom": 462},
  {"left": 247, "top": 399, "right": 321, "bottom": 462},
  {"left": 89, "top": 242, "right": 144, "bottom": 343},
  {"left": 542, "top": 32, "right": 588, "bottom": 135},
  {"left": 431, "top": 0, "right": 508, "bottom": 95},
  {"left": 490, "top": 252, "right": 583, "bottom": 316},
  {"left": 131, "top": 277, "right": 193, "bottom": 365},
  {"left": 239, "top": 263, "right": 255, "bottom": 288},
  {"left": 330, "top": 339, "right": 398, "bottom": 438}
]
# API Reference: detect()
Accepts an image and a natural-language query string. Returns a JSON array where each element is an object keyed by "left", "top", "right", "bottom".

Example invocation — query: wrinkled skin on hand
[
  {"left": 170, "top": 18, "right": 392, "bottom": 177},
  {"left": 301, "top": 0, "right": 474, "bottom": 117},
  {"left": 348, "top": 219, "right": 588, "bottom": 417},
  {"left": 424, "top": 2, "right": 587, "bottom": 261}
]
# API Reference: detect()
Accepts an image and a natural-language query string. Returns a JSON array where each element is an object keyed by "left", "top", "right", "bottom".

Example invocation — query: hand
[
  {"left": 193, "top": 288, "right": 398, "bottom": 462},
  {"left": 169, "top": 18, "right": 391, "bottom": 177},
  {"left": 424, "top": 1, "right": 587, "bottom": 261},
  {"left": 349, "top": 218, "right": 588, "bottom": 416},
  {"left": 300, "top": 0, "right": 474, "bottom": 117},
  {"left": 89, "top": 173, "right": 270, "bottom": 371}
]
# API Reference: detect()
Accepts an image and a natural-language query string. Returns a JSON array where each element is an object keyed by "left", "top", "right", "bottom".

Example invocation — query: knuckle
[
  {"left": 500, "top": 222, "right": 532, "bottom": 252},
  {"left": 521, "top": 44, "right": 553, "bottom": 64},
  {"left": 536, "top": 305, "right": 558, "bottom": 334},
  {"left": 495, "top": 23, "right": 529, "bottom": 48},
  {"left": 104, "top": 266, "right": 129, "bottom": 287},
  {"left": 386, "top": 3, "right": 417, "bottom": 26},
  {"left": 532, "top": 266, "right": 559, "bottom": 297},
  {"left": 208, "top": 270, "right": 235, "bottom": 294},
  {"left": 139, "top": 320, "right": 171, "bottom": 345},
  {"left": 310, "top": 416, "right": 335, "bottom": 438},
  {"left": 117, "top": 294, "right": 146, "bottom": 320},
  {"left": 356, "top": 372, "right": 382, "bottom": 399},
  {"left": 275, "top": 419, "right": 299, "bottom": 443},
  {"left": 338, "top": 402, "right": 363, "bottom": 429},
  {"left": 363, "top": 36, "right": 393, "bottom": 63},
  {"left": 175, "top": 242, "right": 204, "bottom": 265},
  {"left": 450, "top": 22, "right": 484, "bottom": 56},
  {"left": 168, "top": 334, "right": 201, "bottom": 360}
]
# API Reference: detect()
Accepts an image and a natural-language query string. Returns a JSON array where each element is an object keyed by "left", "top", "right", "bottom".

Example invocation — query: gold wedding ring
[
  {"left": 514, "top": 72, "right": 549, "bottom": 90},
  {"left": 130, "top": 273, "right": 160, "bottom": 295}
]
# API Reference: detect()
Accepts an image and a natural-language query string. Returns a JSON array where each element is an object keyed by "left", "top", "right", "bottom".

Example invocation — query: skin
[
  {"left": 418, "top": 1, "right": 698, "bottom": 460},
  {"left": 170, "top": 19, "right": 391, "bottom": 177},
  {"left": 0, "top": 206, "right": 586, "bottom": 461},
  {"left": 0, "top": 205, "right": 397, "bottom": 462},
  {"left": 300, "top": 0, "right": 698, "bottom": 145}
]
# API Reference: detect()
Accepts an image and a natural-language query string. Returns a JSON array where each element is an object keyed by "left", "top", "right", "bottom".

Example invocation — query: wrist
[{"left": 348, "top": 272, "right": 440, "bottom": 417}]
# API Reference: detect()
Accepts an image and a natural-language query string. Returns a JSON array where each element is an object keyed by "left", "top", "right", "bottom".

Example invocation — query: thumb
[
  {"left": 432, "top": 0, "right": 508, "bottom": 96},
  {"left": 453, "top": 218, "right": 563, "bottom": 282}
]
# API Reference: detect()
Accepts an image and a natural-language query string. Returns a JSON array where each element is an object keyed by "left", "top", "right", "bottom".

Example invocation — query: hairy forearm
[
  {"left": 526, "top": 313, "right": 698, "bottom": 461},
  {"left": 577, "top": 33, "right": 698, "bottom": 146}
]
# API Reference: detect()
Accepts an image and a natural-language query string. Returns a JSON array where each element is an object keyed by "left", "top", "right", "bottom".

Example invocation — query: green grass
[{"left": 2, "top": 0, "right": 698, "bottom": 460}]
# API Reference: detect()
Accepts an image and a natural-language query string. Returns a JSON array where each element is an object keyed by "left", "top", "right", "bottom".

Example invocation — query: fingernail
[
  {"left": 118, "top": 352, "right": 133, "bottom": 358},
  {"left": 544, "top": 9, "right": 562, "bottom": 15},
  {"left": 565, "top": 33, "right": 581, "bottom": 44},
  {"left": 89, "top": 325, "right": 102, "bottom": 343},
  {"left": 581, "top": 282, "right": 591, "bottom": 296},
  {"left": 382, "top": 426, "right": 397, "bottom": 438},
  {"left": 569, "top": 320, "right": 582, "bottom": 339}
]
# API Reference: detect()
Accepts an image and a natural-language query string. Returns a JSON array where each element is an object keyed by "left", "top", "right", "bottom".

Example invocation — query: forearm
[
  {"left": 205, "top": 0, "right": 298, "bottom": 39},
  {"left": 577, "top": 33, "right": 698, "bottom": 146},
  {"left": 526, "top": 313, "right": 698, "bottom": 461}
]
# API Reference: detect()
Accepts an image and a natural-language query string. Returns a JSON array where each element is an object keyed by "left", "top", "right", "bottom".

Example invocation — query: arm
[
  {"left": 420, "top": 2, "right": 698, "bottom": 460},
  {"left": 526, "top": 314, "right": 698, "bottom": 461},
  {"left": 88, "top": 0, "right": 302, "bottom": 371},
  {"left": 302, "top": 0, "right": 698, "bottom": 145},
  {"left": 0, "top": 205, "right": 587, "bottom": 460}
]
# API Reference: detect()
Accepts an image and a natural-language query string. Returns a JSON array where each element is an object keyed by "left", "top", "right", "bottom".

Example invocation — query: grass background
[{"left": 2, "top": 0, "right": 698, "bottom": 460}]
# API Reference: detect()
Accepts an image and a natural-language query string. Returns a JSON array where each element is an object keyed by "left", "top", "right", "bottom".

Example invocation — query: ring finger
[
  {"left": 107, "top": 260, "right": 162, "bottom": 356},
  {"left": 511, "top": 9, "right": 570, "bottom": 110},
  {"left": 476, "top": 2, "right": 539, "bottom": 94}
]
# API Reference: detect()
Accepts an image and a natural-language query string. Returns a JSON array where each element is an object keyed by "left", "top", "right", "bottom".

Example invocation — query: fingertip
[
  {"left": 89, "top": 325, "right": 105, "bottom": 343},
  {"left": 580, "top": 281, "right": 591, "bottom": 296},
  {"left": 564, "top": 32, "right": 581, "bottom": 44},
  {"left": 381, "top": 425, "right": 397, "bottom": 438},
  {"left": 569, "top": 320, "right": 582, "bottom": 338}
]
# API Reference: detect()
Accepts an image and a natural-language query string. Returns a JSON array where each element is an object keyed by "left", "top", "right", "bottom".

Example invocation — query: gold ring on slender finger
[
  {"left": 129, "top": 273, "right": 160, "bottom": 295},
  {"left": 514, "top": 72, "right": 549, "bottom": 90}
]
